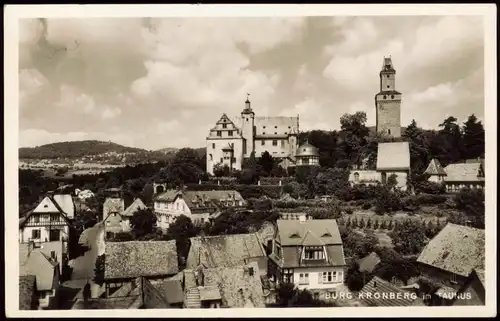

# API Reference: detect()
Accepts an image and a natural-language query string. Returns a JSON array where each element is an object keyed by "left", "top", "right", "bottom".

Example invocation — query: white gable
[
  {"left": 53, "top": 194, "right": 75, "bottom": 219},
  {"left": 33, "top": 197, "right": 60, "bottom": 213}
]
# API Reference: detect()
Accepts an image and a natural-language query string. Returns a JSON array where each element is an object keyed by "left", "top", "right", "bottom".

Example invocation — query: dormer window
[
  {"left": 289, "top": 233, "right": 301, "bottom": 238},
  {"left": 275, "top": 243, "right": 282, "bottom": 257},
  {"left": 321, "top": 232, "right": 332, "bottom": 238},
  {"left": 304, "top": 246, "right": 325, "bottom": 260}
]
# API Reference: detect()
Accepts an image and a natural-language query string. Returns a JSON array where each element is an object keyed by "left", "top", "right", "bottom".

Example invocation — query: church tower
[
  {"left": 240, "top": 94, "right": 255, "bottom": 157},
  {"left": 375, "top": 56, "right": 402, "bottom": 138}
]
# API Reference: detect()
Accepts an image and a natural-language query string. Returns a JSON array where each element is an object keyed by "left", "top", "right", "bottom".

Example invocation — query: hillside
[{"left": 19, "top": 140, "right": 147, "bottom": 159}]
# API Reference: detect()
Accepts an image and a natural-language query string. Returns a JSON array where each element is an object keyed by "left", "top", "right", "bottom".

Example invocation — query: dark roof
[
  {"left": 376, "top": 90, "right": 401, "bottom": 96},
  {"left": 122, "top": 198, "right": 147, "bottom": 217},
  {"left": 187, "top": 233, "right": 266, "bottom": 269},
  {"left": 19, "top": 276, "right": 37, "bottom": 310},
  {"left": 105, "top": 241, "right": 179, "bottom": 279},
  {"left": 376, "top": 142, "right": 410, "bottom": 170},
  {"left": 359, "top": 276, "right": 418, "bottom": 307},
  {"left": 151, "top": 279, "right": 184, "bottom": 304},
  {"left": 417, "top": 223, "right": 485, "bottom": 277}
]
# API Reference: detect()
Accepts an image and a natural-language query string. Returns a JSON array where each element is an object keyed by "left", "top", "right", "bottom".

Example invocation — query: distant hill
[
  {"left": 19, "top": 140, "right": 147, "bottom": 159},
  {"left": 155, "top": 147, "right": 179, "bottom": 155}
]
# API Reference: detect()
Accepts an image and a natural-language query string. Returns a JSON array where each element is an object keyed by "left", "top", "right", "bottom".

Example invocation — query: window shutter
[{"left": 318, "top": 272, "right": 323, "bottom": 284}]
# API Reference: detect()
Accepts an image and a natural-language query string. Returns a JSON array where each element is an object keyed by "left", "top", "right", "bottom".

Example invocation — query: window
[
  {"left": 388, "top": 129, "right": 391, "bottom": 135},
  {"left": 283, "top": 268, "right": 293, "bottom": 283},
  {"left": 284, "top": 132, "right": 287, "bottom": 135},
  {"left": 275, "top": 243, "right": 281, "bottom": 257},
  {"left": 261, "top": 140, "right": 265, "bottom": 146},
  {"left": 209, "top": 154, "right": 213, "bottom": 161},
  {"left": 263, "top": 132, "right": 266, "bottom": 135},
  {"left": 31, "top": 229, "right": 41, "bottom": 239},
  {"left": 263, "top": 126, "right": 266, "bottom": 129},
  {"left": 274, "top": 132, "right": 277, "bottom": 135},
  {"left": 228, "top": 131, "right": 233, "bottom": 136},
  {"left": 386, "top": 74, "right": 390, "bottom": 78},
  {"left": 50, "top": 214, "right": 59, "bottom": 222},
  {"left": 217, "top": 131, "right": 222, "bottom": 137},
  {"left": 354, "top": 172, "right": 360, "bottom": 182},
  {"left": 246, "top": 118, "right": 249, "bottom": 122},
  {"left": 281, "top": 140, "right": 285, "bottom": 147},
  {"left": 299, "top": 273, "right": 309, "bottom": 285},
  {"left": 275, "top": 126, "right": 277, "bottom": 129},
  {"left": 212, "top": 143, "right": 215, "bottom": 149},
  {"left": 383, "top": 95, "right": 387, "bottom": 99},
  {"left": 391, "top": 95, "right": 395, "bottom": 99},
  {"left": 387, "top": 85, "right": 390, "bottom": 88},
  {"left": 33, "top": 215, "right": 40, "bottom": 223},
  {"left": 304, "top": 248, "right": 325, "bottom": 260},
  {"left": 272, "top": 140, "right": 278, "bottom": 146},
  {"left": 222, "top": 124, "right": 227, "bottom": 129},
  {"left": 322, "top": 271, "right": 337, "bottom": 283},
  {"left": 232, "top": 157, "right": 236, "bottom": 163}
]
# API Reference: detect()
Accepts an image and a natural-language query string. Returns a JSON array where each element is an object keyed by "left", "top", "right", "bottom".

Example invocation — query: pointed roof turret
[
  {"left": 381, "top": 56, "right": 396, "bottom": 73},
  {"left": 241, "top": 93, "right": 254, "bottom": 115},
  {"left": 424, "top": 158, "right": 447, "bottom": 176}
]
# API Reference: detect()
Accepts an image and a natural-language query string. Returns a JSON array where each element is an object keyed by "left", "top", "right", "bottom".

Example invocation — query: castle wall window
[
  {"left": 262, "top": 140, "right": 265, "bottom": 146},
  {"left": 281, "top": 140, "right": 285, "bottom": 147},
  {"left": 387, "top": 75, "right": 390, "bottom": 78},
  {"left": 274, "top": 132, "right": 277, "bottom": 135},
  {"left": 275, "top": 126, "right": 277, "bottom": 129},
  {"left": 246, "top": 118, "right": 249, "bottom": 121},
  {"left": 387, "top": 85, "right": 390, "bottom": 88},
  {"left": 263, "top": 126, "right": 266, "bottom": 129},
  {"left": 217, "top": 131, "right": 222, "bottom": 137},
  {"left": 272, "top": 140, "right": 278, "bottom": 146},
  {"left": 228, "top": 131, "right": 233, "bottom": 136},
  {"left": 383, "top": 95, "right": 387, "bottom": 99},
  {"left": 212, "top": 143, "right": 215, "bottom": 149},
  {"left": 220, "top": 158, "right": 223, "bottom": 163},
  {"left": 209, "top": 154, "right": 213, "bottom": 161},
  {"left": 388, "top": 129, "right": 391, "bottom": 135},
  {"left": 391, "top": 95, "right": 395, "bottom": 99}
]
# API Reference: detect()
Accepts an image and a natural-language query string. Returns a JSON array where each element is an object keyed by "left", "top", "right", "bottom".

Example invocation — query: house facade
[
  {"left": 268, "top": 217, "right": 347, "bottom": 299},
  {"left": 442, "top": 161, "right": 485, "bottom": 193},
  {"left": 206, "top": 97, "right": 300, "bottom": 175},
  {"left": 416, "top": 223, "right": 485, "bottom": 305},
  {"left": 104, "top": 198, "right": 147, "bottom": 237},
  {"left": 375, "top": 142, "right": 411, "bottom": 190},
  {"left": 19, "top": 195, "right": 74, "bottom": 245},
  {"left": 154, "top": 189, "right": 246, "bottom": 230}
]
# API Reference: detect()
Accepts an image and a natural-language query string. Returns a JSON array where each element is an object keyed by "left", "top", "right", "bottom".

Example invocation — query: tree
[
  {"left": 166, "top": 148, "right": 204, "bottom": 185},
  {"left": 359, "top": 218, "right": 366, "bottom": 229},
  {"left": 454, "top": 188, "right": 485, "bottom": 229},
  {"left": 387, "top": 220, "right": 393, "bottom": 230},
  {"left": 94, "top": 254, "right": 105, "bottom": 286},
  {"left": 273, "top": 282, "right": 336, "bottom": 307},
  {"left": 165, "top": 215, "right": 201, "bottom": 269},
  {"left": 373, "top": 258, "right": 419, "bottom": 286},
  {"left": 387, "top": 173, "right": 398, "bottom": 189},
  {"left": 366, "top": 218, "right": 372, "bottom": 229},
  {"left": 240, "top": 151, "right": 260, "bottom": 184},
  {"left": 213, "top": 163, "right": 231, "bottom": 177},
  {"left": 379, "top": 220, "right": 387, "bottom": 230},
  {"left": 129, "top": 208, "right": 157, "bottom": 237},
  {"left": 339, "top": 112, "right": 370, "bottom": 164},
  {"left": 258, "top": 151, "right": 276, "bottom": 176},
  {"left": 346, "top": 262, "right": 366, "bottom": 291},
  {"left": 389, "top": 220, "right": 426, "bottom": 255},
  {"left": 437, "top": 116, "right": 462, "bottom": 165},
  {"left": 461, "top": 114, "right": 485, "bottom": 160}
]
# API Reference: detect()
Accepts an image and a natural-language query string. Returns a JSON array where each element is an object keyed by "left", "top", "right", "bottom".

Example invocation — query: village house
[
  {"left": 423, "top": 158, "right": 447, "bottom": 183},
  {"left": 19, "top": 194, "right": 74, "bottom": 259},
  {"left": 171, "top": 261, "right": 267, "bottom": 308},
  {"left": 268, "top": 216, "right": 347, "bottom": 300},
  {"left": 75, "top": 188, "right": 95, "bottom": 200},
  {"left": 104, "top": 198, "right": 147, "bottom": 238},
  {"left": 71, "top": 277, "right": 184, "bottom": 309},
  {"left": 453, "top": 268, "right": 485, "bottom": 306},
  {"left": 102, "top": 197, "right": 125, "bottom": 222},
  {"left": 206, "top": 96, "right": 300, "bottom": 175},
  {"left": 358, "top": 276, "right": 424, "bottom": 307},
  {"left": 19, "top": 243, "right": 61, "bottom": 309},
  {"left": 375, "top": 141, "right": 411, "bottom": 190},
  {"left": 103, "top": 241, "right": 179, "bottom": 297},
  {"left": 416, "top": 223, "right": 485, "bottom": 306},
  {"left": 154, "top": 189, "right": 246, "bottom": 230},
  {"left": 294, "top": 141, "right": 320, "bottom": 167},
  {"left": 442, "top": 160, "right": 485, "bottom": 193},
  {"left": 186, "top": 233, "right": 268, "bottom": 276}
]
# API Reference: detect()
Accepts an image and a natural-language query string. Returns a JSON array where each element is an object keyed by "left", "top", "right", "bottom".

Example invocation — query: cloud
[{"left": 18, "top": 16, "right": 484, "bottom": 150}]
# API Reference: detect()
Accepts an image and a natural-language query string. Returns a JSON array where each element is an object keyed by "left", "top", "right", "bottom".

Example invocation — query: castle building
[
  {"left": 206, "top": 96, "right": 300, "bottom": 175},
  {"left": 375, "top": 57, "right": 402, "bottom": 138}
]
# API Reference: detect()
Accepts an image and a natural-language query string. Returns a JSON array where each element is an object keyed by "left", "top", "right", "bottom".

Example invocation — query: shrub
[
  {"left": 453, "top": 188, "right": 485, "bottom": 229},
  {"left": 366, "top": 218, "right": 372, "bottom": 229},
  {"left": 345, "top": 208, "right": 354, "bottom": 215},
  {"left": 359, "top": 218, "right": 366, "bottom": 229},
  {"left": 414, "top": 194, "right": 447, "bottom": 206},
  {"left": 362, "top": 202, "right": 372, "bottom": 210},
  {"left": 372, "top": 220, "right": 379, "bottom": 229},
  {"left": 413, "top": 180, "right": 446, "bottom": 195}
]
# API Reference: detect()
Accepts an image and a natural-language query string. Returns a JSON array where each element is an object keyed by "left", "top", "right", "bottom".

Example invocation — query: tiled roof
[
  {"left": 417, "top": 223, "right": 485, "bottom": 277},
  {"left": 296, "top": 142, "right": 319, "bottom": 157},
  {"left": 444, "top": 163, "right": 484, "bottom": 182},
  {"left": 155, "top": 189, "right": 246, "bottom": 209},
  {"left": 272, "top": 244, "right": 346, "bottom": 269},
  {"left": 359, "top": 276, "right": 417, "bottom": 307},
  {"left": 376, "top": 142, "right": 410, "bottom": 170},
  {"left": 71, "top": 297, "right": 140, "bottom": 309},
  {"left": 19, "top": 275, "right": 37, "bottom": 310},
  {"left": 201, "top": 262, "right": 266, "bottom": 308},
  {"left": 424, "top": 158, "right": 447, "bottom": 176},
  {"left": 276, "top": 219, "right": 342, "bottom": 246},
  {"left": 187, "top": 233, "right": 266, "bottom": 269},
  {"left": 105, "top": 241, "right": 179, "bottom": 280},
  {"left": 20, "top": 251, "right": 58, "bottom": 291},
  {"left": 103, "top": 198, "right": 125, "bottom": 217},
  {"left": 122, "top": 198, "right": 147, "bottom": 217},
  {"left": 358, "top": 252, "right": 382, "bottom": 273}
]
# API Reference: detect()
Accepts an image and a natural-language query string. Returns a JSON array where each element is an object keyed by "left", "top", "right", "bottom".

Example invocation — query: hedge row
[{"left": 259, "top": 176, "right": 296, "bottom": 186}]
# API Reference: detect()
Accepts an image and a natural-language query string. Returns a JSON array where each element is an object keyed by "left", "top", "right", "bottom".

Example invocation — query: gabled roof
[
  {"left": 19, "top": 275, "right": 37, "bottom": 310},
  {"left": 105, "top": 241, "right": 179, "bottom": 280},
  {"left": 424, "top": 158, "right": 447, "bottom": 176},
  {"left": 187, "top": 233, "right": 266, "bottom": 269},
  {"left": 20, "top": 194, "right": 75, "bottom": 227},
  {"left": 53, "top": 194, "right": 76, "bottom": 219},
  {"left": 276, "top": 219, "right": 342, "bottom": 246},
  {"left": 358, "top": 252, "right": 382, "bottom": 273},
  {"left": 20, "top": 251, "right": 58, "bottom": 291},
  {"left": 417, "top": 223, "right": 485, "bottom": 277},
  {"left": 444, "top": 163, "right": 484, "bottom": 182},
  {"left": 156, "top": 189, "right": 246, "bottom": 209},
  {"left": 376, "top": 142, "right": 410, "bottom": 170},
  {"left": 359, "top": 276, "right": 417, "bottom": 307},
  {"left": 122, "top": 198, "right": 147, "bottom": 217}
]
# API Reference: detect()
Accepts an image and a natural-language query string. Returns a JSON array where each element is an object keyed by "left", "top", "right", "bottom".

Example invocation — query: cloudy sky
[{"left": 18, "top": 15, "right": 484, "bottom": 150}]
